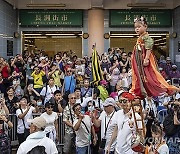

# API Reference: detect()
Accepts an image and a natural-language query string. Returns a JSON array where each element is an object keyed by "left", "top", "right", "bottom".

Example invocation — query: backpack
[
  {"left": 163, "top": 112, "right": 179, "bottom": 136},
  {"left": 27, "top": 146, "right": 47, "bottom": 154}
]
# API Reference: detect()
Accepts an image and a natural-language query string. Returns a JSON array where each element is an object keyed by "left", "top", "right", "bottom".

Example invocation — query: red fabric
[
  {"left": 121, "top": 92, "right": 135, "bottom": 101},
  {"left": 131, "top": 42, "right": 177, "bottom": 98},
  {"left": 1, "top": 66, "right": 9, "bottom": 78}
]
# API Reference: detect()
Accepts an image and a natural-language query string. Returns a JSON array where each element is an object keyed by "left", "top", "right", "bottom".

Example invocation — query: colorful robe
[{"left": 130, "top": 32, "right": 178, "bottom": 98}]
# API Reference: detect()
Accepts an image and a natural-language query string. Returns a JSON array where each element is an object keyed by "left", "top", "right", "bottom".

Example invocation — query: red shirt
[
  {"left": 85, "top": 111, "right": 100, "bottom": 132},
  {"left": 1, "top": 66, "right": 9, "bottom": 78}
]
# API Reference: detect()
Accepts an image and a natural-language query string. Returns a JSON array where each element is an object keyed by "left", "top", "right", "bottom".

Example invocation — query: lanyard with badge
[{"left": 100, "top": 111, "right": 115, "bottom": 149}]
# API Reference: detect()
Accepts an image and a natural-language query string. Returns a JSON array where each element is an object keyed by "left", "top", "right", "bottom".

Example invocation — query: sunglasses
[
  {"left": 70, "top": 97, "right": 76, "bottom": 99},
  {"left": 119, "top": 99, "right": 128, "bottom": 104},
  {"left": 67, "top": 70, "right": 71, "bottom": 72}
]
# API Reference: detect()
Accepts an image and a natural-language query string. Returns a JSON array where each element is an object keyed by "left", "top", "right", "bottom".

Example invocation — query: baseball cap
[
  {"left": 172, "top": 65, "right": 177, "bottom": 68},
  {"left": 39, "top": 57, "right": 46, "bottom": 61},
  {"left": 28, "top": 117, "right": 46, "bottom": 129},
  {"left": 159, "top": 67, "right": 163, "bottom": 71},
  {"left": 103, "top": 98, "right": 116, "bottom": 107},
  {"left": 166, "top": 57, "right": 171, "bottom": 61}
]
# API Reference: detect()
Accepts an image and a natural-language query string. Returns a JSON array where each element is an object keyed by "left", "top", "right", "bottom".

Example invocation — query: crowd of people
[
  {"left": 0, "top": 16, "right": 179, "bottom": 154},
  {"left": 0, "top": 46, "right": 179, "bottom": 154}
]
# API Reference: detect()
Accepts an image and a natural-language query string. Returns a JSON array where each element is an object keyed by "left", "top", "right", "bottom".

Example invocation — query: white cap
[
  {"left": 39, "top": 57, "right": 46, "bottom": 61},
  {"left": 27, "top": 117, "right": 46, "bottom": 129},
  {"left": 103, "top": 98, "right": 116, "bottom": 107}
]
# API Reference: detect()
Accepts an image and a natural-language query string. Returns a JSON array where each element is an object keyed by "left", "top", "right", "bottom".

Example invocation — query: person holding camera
[
  {"left": 5, "top": 86, "right": 19, "bottom": 114},
  {"left": 163, "top": 99, "right": 180, "bottom": 154},
  {"left": 146, "top": 123, "right": 169, "bottom": 154},
  {"left": 16, "top": 97, "right": 39, "bottom": 144},
  {"left": 0, "top": 97, "right": 13, "bottom": 153},
  {"left": 92, "top": 98, "right": 117, "bottom": 154},
  {"left": 31, "top": 66, "right": 45, "bottom": 93},
  {"left": 63, "top": 93, "right": 76, "bottom": 154},
  {"left": 73, "top": 103, "right": 96, "bottom": 154}
]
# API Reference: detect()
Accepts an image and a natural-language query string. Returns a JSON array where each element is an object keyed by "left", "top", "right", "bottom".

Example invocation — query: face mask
[
  {"left": 31, "top": 66, "right": 34, "bottom": 69},
  {"left": 88, "top": 106, "right": 94, "bottom": 112},
  {"left": 37, "top": 101, "right": 42, "bottom": 106},
  {"left": 16, "top": 80, "right": 20, "bottom": 85},
  {"left": 13, "top": 81, "right": 16, "bottom": 85},
  {"left": 28, "top": 59, "right": 32, "bottom": 63}
]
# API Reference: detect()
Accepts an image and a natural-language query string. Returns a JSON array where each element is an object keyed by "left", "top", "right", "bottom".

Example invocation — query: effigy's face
[{"left": 134, "top": 22, "right": 147, "bottom": 35}]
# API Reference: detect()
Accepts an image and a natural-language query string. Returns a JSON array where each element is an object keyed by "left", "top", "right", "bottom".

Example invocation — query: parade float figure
[{"left": 130, "top": 16, "right": 178, "bottom": 98}]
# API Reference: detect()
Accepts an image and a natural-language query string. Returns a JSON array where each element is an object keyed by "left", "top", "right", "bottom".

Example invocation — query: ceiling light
[
  {"left": 46, "top": 34, "right": 75, "bottom": 36},
  {"left": 111, "top": 34, "right": 138, "bottom": 36},
  {"left": 150, "top": 36, "right": 162, "bottom": 38},
  {"left": 160, "top": 42, "right": 166, "bottom": 45},
  {"left": 51, "top": 36, "right": 77, "bottom": 38},
  {"left": 110, "top": 36, "right": 134, "bottom": 38},
  {"left": 127, "top": 3, "right": 166, "bottom": 8},
  {"left": 24, "top": 34, "right": 42, "bottom": 36},
  {"left": 24, "top": 36, "right": 47, "bottom": 39},
  {"left": 149, "top": 34, "right": 167, "bottom": 36},
  {"left": 27, "top": 4, "right": 66, "bottom": 7}
]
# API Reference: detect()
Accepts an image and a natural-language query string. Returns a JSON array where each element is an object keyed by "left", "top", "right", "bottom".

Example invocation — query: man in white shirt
[
  {"left": 73, "top": 103, "right": 97, "bottom": 154},
  {"left": 107, "top": 92, "right": 143, "bottom": 154},
  {"left": 81, "top": 88, "right": 103, "bottom": 110},
  {"left": 92, "top": 97, "right": 117, "bottom": 154},
  {"left": 17, "top": 116, "right": 58, "bottom": 154},
  {"left": 75, "top": 87, "right": 84, "bottom": 104},
  {"left": 63, "top": 93, "right": 76, "bottom": 154},
  {"left": 40, "top": 77, "right": 59, "bottom": 104}
]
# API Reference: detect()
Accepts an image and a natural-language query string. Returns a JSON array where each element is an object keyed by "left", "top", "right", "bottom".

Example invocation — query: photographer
[
  {"left": 5, "top": 86, "right": 19, "bottom": 114},
  {"left": 16, "top": 97, "right": 39, "bottom": 144},
  {"left": 31, "top": 66, "right": 45, "bottom": 93},
  {"left": 92, "top": 98, "right": 117, "bottom": 154},
  {"left": 163, "top": 99, "right": 180, "bottom": 153},
  {"left": 174, "top": 100, "right": 180, "bottom": 125},
  {"left": 0, "top": 97, "right": 13, "bottom": 153}
]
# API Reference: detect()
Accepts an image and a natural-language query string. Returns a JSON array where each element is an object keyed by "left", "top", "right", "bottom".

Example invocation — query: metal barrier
[{"left": 9, "top": 114, "right": 65, "bottom": 150}]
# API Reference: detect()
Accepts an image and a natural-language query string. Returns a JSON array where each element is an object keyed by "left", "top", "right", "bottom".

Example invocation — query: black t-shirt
[
  {"left": 120, "top": 59, "right": 130, "bottom": 72},
  {"left": 5, "top": 96, "right": 19, "bottom": 114},
  {"left": 49, "top": 97, "right": 67, "bottom": 112}
]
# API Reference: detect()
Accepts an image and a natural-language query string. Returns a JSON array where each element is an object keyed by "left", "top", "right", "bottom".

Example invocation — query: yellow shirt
[
  {"left": 98, "top": 85, "right": 109, "bottom": 102},
  {"left": 31, "top": 71, "right": 45, "bottom": 88},
  {"left": 49, "top": 70, "right": 61, "bottom": 87}
]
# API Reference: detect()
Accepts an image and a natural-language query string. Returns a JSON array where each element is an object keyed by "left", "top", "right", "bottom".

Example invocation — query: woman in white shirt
[
  {"left": 40, "top": 102, "right": 59, "bottom": 142},
  {"left": 16, "top": 97, "right": 38, "bottom": 144}
]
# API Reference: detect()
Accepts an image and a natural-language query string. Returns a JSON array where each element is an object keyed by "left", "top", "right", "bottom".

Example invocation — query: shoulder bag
[{"left": 20, "top": 108, "right": 30, "bottom": 139}]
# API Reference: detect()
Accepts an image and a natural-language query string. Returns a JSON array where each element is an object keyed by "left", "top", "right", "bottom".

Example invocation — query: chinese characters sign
[
  {"left": 110, "top": 10, "right": 172, "bottom": 27},
  {"left": 19, "top": 10, "right": 83, "bottom": 27}
]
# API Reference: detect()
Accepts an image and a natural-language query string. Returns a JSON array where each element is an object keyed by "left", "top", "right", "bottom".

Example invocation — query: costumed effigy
[{"left": 130, "top": 16, "right": 179, "bottom": 98}]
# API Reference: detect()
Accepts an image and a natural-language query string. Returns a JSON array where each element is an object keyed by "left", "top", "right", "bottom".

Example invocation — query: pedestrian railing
[{"left": 9, "top": 113, "right": 65, "bottom": 149}]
